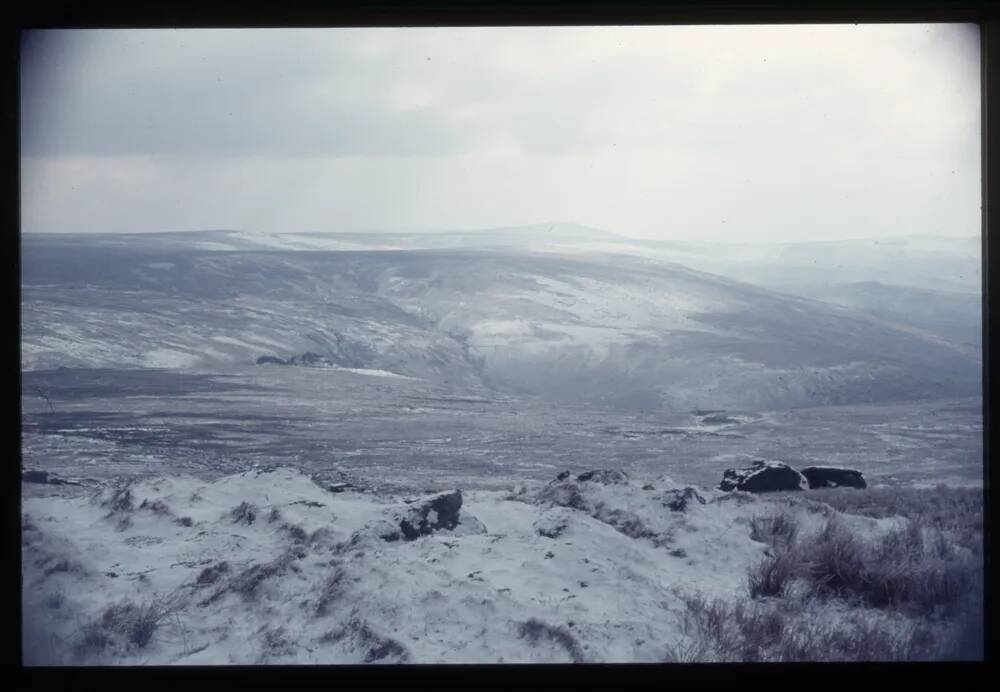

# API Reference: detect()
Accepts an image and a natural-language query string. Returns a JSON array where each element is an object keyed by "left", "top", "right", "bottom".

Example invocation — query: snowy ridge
[{"left": 23, "top": 467, "right": 907, "bottom": 665}]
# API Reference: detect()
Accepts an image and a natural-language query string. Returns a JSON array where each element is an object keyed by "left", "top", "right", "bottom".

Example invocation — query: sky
[{"left": 20, "top": 24, "right": 981, "bottom": 242}]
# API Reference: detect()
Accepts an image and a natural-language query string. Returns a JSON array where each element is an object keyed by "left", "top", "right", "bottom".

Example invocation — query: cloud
[
  {"left": 19, "top": 25, "right": 981, "bottom": 240},
  {"left": 21, "top": 29, "right": 484, "bottom": 158}
]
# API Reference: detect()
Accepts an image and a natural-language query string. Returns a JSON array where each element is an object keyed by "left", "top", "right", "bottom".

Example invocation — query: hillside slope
[{"left": 21, "top": 233, "right": 980, "bottom": 411}]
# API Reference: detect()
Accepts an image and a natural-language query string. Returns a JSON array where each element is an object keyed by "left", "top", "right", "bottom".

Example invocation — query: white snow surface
[
  {"left": 21, "top": 467, "right": 908, "bottom": 665},
  {"left": 329, "top": 365, "right": 420, "bottom": 380}
]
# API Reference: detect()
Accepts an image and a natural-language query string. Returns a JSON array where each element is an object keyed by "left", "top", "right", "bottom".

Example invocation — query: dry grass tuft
[
  {"left": 73, "top": 597, "right": 176, "bottom": 659},
  {"left": 517, "top": 618, "right": 585, "bottom": 663},
  {"left": 688, "top": 491, "right": 985, "bottom": 661}
]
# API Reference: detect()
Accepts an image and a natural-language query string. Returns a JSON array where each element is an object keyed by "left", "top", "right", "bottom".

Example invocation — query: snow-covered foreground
[{"left": 21, "top": 467, "right": 907, "bottom": 665}]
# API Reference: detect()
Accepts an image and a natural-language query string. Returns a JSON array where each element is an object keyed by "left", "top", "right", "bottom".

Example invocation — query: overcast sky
[{"left": 20, "top": 24, "right": 980, "bottom": 242}]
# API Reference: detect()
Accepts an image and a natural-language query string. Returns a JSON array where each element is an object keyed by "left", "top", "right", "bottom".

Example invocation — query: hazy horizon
[{"left": 18, "top": 221, "right": 983, "bottom": 246}]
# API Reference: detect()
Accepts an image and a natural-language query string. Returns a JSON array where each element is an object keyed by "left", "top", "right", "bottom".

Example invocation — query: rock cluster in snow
[{"left": 717, "top": 460, "right": 867, "bottom": 493}]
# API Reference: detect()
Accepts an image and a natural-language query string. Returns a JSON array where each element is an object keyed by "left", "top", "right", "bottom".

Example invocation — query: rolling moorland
[{"left": 20, "top": 225, "right": 983, "bottom": 663}]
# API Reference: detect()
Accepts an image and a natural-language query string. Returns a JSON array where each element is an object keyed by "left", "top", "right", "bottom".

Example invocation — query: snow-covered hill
[
  {"left": 22, "top": 467, "right": 909, "bottom": 665},
  {"left": 21, "top": 232, "right": 980, "bottom": 411}
]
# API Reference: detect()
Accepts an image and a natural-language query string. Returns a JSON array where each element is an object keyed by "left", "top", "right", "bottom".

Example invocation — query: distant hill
[{"left": 21, "top": 231, "right": 981, "bottom": 411}]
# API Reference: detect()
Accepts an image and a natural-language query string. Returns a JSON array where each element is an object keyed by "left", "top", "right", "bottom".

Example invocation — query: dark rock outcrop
[
  {"left": 701, "top": 414, "right": 739, "bottom": 425},
  {"left": 375, "top": 490, "right": 465, "bottom": 542},
  {"left": 576, "top": 469, "right": 629, "bottom": 485},
  {"left": 298, "top": 352, "right": 328, "bottom": 366},
  {"left": 801, "top": 466, "right": 867, "bottom": 489},
  {"left": 287, "top": 351, "right": 332, "bottom": 367},
  {"left": 718, "top": 461, "right": 807, "bottom": 493},
  {"left": 399, "top": 490, "right": 462, "bottom": 539},
  {"left": 256, "top": 355, "right": 286, "bottom": 365}
]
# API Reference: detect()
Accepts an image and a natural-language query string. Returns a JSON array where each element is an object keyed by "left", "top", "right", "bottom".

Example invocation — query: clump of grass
[
  {"left": 73, "top": 598, "right": 174, "bottom": 659},
  {"left": 219, "top": 560, "right": 281, "bottom": 600},
  {"left": 364, "top": 635, "right": 408, "bottom": 663},
  {"left": 801, "top": 517, "right": 871, "bottom": 598},
  {"left": 517, "top": 618, "right": 585, "bottom": 663},
  {"left": 314, "top": 565, "right": 346, "bottom": 617},
  {"left": 199, "top": 551, "right": 298, "bottom": 606},
  {"left": 596, "top": 507, "right": 657, "bottom": 541},
  {"left": 261, "top": 626, "right": 296, "bottom": 659},
  {"left": 102, "top": 486, "right": 134, "bottom": 514},
  {"left": 75, "top": 623, "right": 112, "bottom": 657},
  {"left": 730, "top": 500, "right": 983, "bottom": 660},
  {"left": 747, "top": 550, "right": 798, "bottom": 598},
  {"left": 97, "top": 484, "right": 136, "bottom": 531},
  {"left": 138, "top": 499, "right": 170, "bottom": 515},
  {"left": 319, "top": 618, "right": 410, "bottom": 663},
  {"left": 283, "top": 523, "right": 308, "bottom": 544},
  {"left": 749, "top": 508, "right": 798, "bottom": 548},
  {"left": 746, "top": 507, "right": 807, "bottom": 598},
  {"left": 194, "top": 561, "right": 230, "bottom": 586},
  {"left": 672, "top": 592, "right": 941, "bottom": 662},
  {"left": 864, "top": 522, "right": 979, "bottom": 616},
  {"left": 230, "top": 502, "right": 258, "bottom": 525},
  {"left": 748, "top": 508, "right": 981, "bottom": 617},
  {"left": 42, "top": 559, "right": 83, "bottom": 578},
  {"left": 806, "top": 485, "right": 983, "bottom": 555}
]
